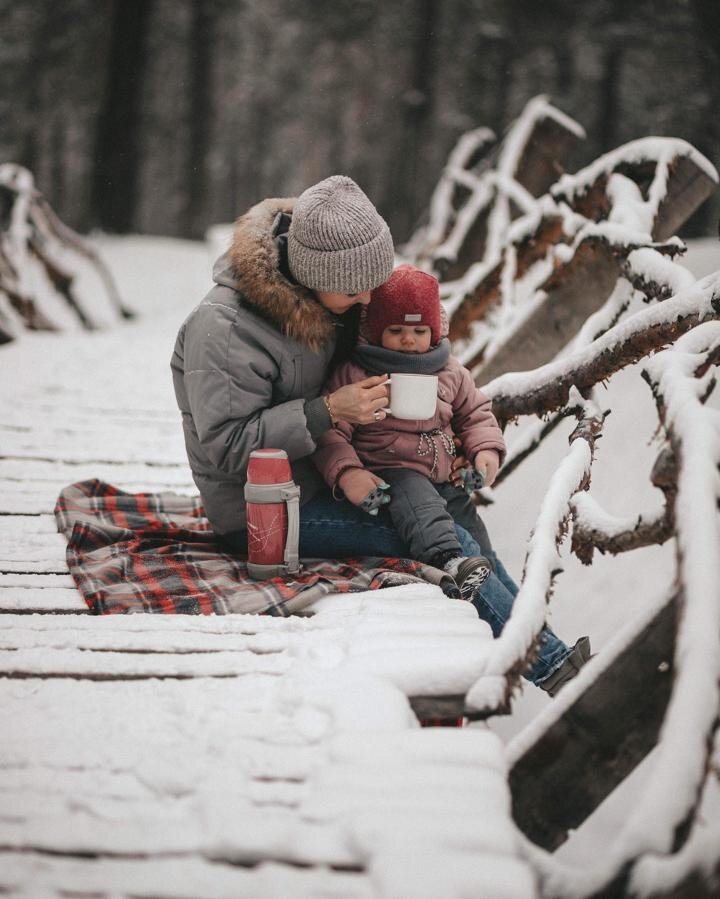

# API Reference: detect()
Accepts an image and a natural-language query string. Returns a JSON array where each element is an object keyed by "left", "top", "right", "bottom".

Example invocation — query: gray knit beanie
[{"left": 287, "top": 175, "right": 395, "bottom": 294}]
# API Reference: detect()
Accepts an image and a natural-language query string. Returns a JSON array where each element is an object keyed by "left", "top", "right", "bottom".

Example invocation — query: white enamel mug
[{"left": 386, "top": 373, "right": 438, "bottom": 420}]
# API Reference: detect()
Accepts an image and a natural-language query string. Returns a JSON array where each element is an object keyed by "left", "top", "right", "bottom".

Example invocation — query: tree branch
[{"left": 485, "top": 271, "right": 720, "bottom": 426}]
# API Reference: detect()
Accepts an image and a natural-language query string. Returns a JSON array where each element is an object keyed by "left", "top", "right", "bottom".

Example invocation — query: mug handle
[{"left": 383, "top": 375, "right": 393, "bottom": 414}]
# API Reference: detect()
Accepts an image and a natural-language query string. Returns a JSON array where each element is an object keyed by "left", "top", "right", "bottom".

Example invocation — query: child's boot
[
  {"left": 442, "top": 554, "right": 493, "bottom": 602},
  {"left": 538, "top": 636, "right": 592, "bottom": 696}
]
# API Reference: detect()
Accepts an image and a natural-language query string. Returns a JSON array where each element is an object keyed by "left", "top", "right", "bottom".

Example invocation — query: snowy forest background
[{"left": 1, "top": 0, "right": 719, "bottom": 242}]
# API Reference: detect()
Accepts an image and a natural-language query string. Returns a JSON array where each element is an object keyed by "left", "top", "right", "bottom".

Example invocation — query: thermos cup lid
[{"left": 247, "top": 448, "right": 292, "bottom": 485}]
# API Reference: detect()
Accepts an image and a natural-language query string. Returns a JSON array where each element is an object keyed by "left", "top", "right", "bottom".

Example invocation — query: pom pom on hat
[{"left": 367, "top": 264, "right": 442, "bottom": 346}]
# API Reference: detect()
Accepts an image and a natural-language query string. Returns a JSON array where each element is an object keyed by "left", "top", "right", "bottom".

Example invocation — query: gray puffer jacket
[{"left": 171, "top": 197, "right": 343, "bottom": 535}]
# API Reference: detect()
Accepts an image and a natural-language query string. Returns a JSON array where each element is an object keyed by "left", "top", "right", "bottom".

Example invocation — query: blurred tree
[
  {"left": 91, "top": 0, "right": 154, "bottom": 232},
  {"left": 1, "top": 0, "right": 716, "bottom": 240}
]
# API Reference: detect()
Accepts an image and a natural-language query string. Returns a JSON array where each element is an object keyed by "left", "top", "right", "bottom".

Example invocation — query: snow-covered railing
[
  {"left": 464, "top": 389, "right": 605, "bottom": 714},
  {"left": 433, "top": 135, "right": 717, "bottom": 381},
  {"left": 0, "top": 164, "right": 132, "bottom": 343},
  {"left": 403, "top": 95, "right": 584, "bottom": 283},
  {"left": 404, "top": 101, "right": 720, "bottom": 893},
  {"left": 510, "top": 319, "right": 720, "bottom": 898},
  {"left": 468, "top": 268, "right": 718, "bottom": 694},
  {"left": 402, "top": 125, "right": 495, "bottom": 268}
]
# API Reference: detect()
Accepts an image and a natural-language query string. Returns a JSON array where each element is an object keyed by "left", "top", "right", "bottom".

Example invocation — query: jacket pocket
[{"left": 356, "top": 431, "right": 404, "bottom": 467}]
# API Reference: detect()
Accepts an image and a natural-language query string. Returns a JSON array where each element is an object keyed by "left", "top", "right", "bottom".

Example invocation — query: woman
[{"left": 171, "top": 175, "right": 589, "bottom": 693}]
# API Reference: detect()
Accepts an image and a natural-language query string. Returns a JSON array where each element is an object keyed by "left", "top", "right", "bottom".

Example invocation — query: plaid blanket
[{"left": 54, "top": 480, "right": 448, "bottom": 616}]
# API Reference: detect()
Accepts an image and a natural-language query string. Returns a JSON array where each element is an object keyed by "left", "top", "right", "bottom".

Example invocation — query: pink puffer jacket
[{"left": 312, "top": 356, "right": 506, "bottom": 488}]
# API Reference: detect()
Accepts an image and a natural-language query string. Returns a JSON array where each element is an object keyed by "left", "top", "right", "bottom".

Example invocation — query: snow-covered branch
[
  {"left": 623, "top": 246, "right": 696, "bottom": 303},
  {"left": 405, "top": 95, "right": 583, "bottom": 283},
  {"left": 464, "top": 391, "right": 605, "bottom": 712},
  {"left": 484, "top": 271, "right": 720, "bottom": 425},
  {"left": 570, "top": 493, "right": 673, "bottom": 565}
]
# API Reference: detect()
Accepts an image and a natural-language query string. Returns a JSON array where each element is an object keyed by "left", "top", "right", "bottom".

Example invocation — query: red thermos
[{"left": 244, "top": 448, "right": 301, "bottom": 579}]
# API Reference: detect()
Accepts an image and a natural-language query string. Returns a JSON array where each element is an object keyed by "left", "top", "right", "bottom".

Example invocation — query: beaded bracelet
[{"left": 323, "top": 394, "right": 337, "bottom": 424}]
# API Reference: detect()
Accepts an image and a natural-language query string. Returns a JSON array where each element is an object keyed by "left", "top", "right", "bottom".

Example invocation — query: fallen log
[
  {"left": 452, "top": 140, "right": 718, "bottom": 382},
  {"left": 0, "top": 164, "right": 131, "bottom": 343},
  {"left": 509, "top": 592, "right": 677, "bottom": 851}
]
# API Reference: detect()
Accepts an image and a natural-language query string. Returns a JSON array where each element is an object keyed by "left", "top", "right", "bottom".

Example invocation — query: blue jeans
[{"left": 296, "top": 492, "right": 570, "bottom": 686}]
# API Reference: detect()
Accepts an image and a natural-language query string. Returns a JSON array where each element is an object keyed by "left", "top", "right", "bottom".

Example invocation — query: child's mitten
[
  {"left": 358, "top": 482, "right": 391, "bottom": 516},
  {"left": 459, "top": 467, "right": 485, "bottom": 495}
]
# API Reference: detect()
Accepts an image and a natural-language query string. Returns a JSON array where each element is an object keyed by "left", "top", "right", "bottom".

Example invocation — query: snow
[
  {"left": 570, "top": 491, "right": 666, "bottom": 540},
  {"left": 505, "top": 588, "right": 672, "bottom": 767},
  {"left": 551, "top": 137, "right": 719, "bottom": 201},
  {"left": 625, "top": 246, "right": 696, "bottom": 295},
  {"left": 3, "top": 226, "right": 719, "bottom": 896},
  {"left": 625, "top": 323, "right": 720, "bottom": 850},
  {"left": 630, "top": 755, "right": 720, "bottom": 895}
]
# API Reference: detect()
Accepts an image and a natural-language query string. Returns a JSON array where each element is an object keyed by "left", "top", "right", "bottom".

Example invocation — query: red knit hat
[{"left": 367, "top": 264, "right": 442, "bottom": 346}]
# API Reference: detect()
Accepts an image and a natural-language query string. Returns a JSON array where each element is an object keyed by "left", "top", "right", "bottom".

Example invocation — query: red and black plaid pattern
[{"left": 54, "top": 480, "right": 442, "bottom": 616}]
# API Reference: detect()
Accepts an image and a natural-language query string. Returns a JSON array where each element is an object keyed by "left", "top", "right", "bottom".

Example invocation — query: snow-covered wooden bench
[{"left": 0, "top": 309, "right": 540, "bottom": 899}]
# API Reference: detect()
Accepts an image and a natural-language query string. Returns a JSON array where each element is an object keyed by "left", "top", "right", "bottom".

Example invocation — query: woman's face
[
  {"left": 314, "top": 290, "right": 372, "bottom": 314},
  {"left": 381, "top": 324, "right": 432, "bottom": 353}
]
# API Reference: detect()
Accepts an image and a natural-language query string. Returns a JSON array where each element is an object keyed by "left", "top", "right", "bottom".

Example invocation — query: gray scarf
[{"left": 352, "top": 338, "right": 451, "bottom": 375}]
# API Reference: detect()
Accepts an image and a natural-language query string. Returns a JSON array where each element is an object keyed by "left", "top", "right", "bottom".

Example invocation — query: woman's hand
[
  {"left": 474, "top": 450, "right": 500, "bottom": 488},
  {"left": 329, "top": 375, "right": 389, "bottom": 425},
  {"left": 338, "top": 468, "right": 387, "bottom": 506}
]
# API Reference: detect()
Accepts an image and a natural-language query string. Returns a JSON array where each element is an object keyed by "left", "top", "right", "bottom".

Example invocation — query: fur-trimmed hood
[{"left": 212, "top": 197, "right": 336, "bottom": 352}]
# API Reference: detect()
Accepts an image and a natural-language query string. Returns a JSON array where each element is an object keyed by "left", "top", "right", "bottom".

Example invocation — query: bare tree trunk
[
  {"left": 184, "top": 0, "right": 215, "bottom": 238},
  {"left": 598, "top": 43, "right": 622, "bottom": 151},
  {"left": 689, "top": 0, "right": 720, "bottom": 234},
  {"left": 394, "top": 0, "right": 439, "bottom": 237},
  {"left": 91, "top": 0, "right": 154, "bottom": 232}
]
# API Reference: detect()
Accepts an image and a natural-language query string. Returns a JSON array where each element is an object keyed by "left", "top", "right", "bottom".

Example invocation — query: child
[
  {"left": 313, "top": 264, "right": 592, "bottom": 695},
  {"left": 312, "top": 264, "right": 507, "bottom": 601}
]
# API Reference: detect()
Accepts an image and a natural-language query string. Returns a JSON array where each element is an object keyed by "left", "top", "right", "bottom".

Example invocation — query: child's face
[{"left": 381, "top": 324, "right": 432, "bottom": 353}]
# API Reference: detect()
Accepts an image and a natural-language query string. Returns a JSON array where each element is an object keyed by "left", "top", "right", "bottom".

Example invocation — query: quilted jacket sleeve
[
  {"left": 450, "top": 362, "right": 506, "bottom": 466},
  {"left": 181, "top": 305, "right": 320, "bottom": 477},
  {"left": 311, "top": 363, "right": 366, "bottom": 488}
]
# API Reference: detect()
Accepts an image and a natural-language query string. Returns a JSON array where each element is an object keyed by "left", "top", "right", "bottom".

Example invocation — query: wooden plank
[
  {"left": 0, "top": 432, "right": 186, "bottom": 465},
  {"left": 409, "top": 693, "right": 507, "bottom": 722},
  {"left": 0, "top": 573, "right": 75, "bottom": 588},
  {"left": 0, "top": 514, "right": 57, "bottom": 535},
  {"left": 0, "top": 458, "right": 193, "bottom": 485},
  {"left": 0, "top": 533, "right": 67, "bottom": 564},
  {"left": 0, "top": 853, "right": 374, "bottom": 899},
  {"left": 0, "top": 609, "right": 296, "bottom": 634},
  {"left": 0, "top": 647, "right": 292, "bottom": 678},
  {"left": 509, "top": 593, "right": 676, "bottom": 851},
  {"left": 0, "top": 561, "right": 69, "bottom": 574},
  {"left": 0, "top": 586, "right": 86, "bottom": 612},
  {"left": 0, "top": 622, "right": 299, "bottom": 654},
  {"left": 653, "top": 154, "right": 719, "bottom": 241}
]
